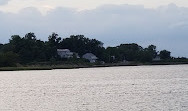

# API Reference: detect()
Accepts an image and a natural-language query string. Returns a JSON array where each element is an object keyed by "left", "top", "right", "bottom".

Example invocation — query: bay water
[{"left": 0, "top": 65, "right": 188, "bottom": 111}]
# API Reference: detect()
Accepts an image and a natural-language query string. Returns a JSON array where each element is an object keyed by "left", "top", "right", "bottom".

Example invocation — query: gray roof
[
  {"left": 57, "top": 49, "right": 70, "bottom": 52},
  {"left": 82, "top": 53, "right": 98, "bottom": 59}
]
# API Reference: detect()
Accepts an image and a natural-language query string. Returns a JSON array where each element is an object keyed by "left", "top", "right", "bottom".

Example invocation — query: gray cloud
[
  {"left": 0, "top": 0, "right": 11, "bottom": 5},
  {"left": 0, "top": 4, "right": 188, "bottom": 57}
]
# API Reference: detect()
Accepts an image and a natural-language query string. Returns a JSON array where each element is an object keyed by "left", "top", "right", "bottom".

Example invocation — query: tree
[
  {"left": 105, "top": 47, "right": 119, "bottom": 62},
  {"left": 118, "top": 43, "right": 143, "bottom": 61},
  {"left": 45, "top": 33, "right": 61, "bottom": 60},
  {"left": 0, "top": 43, "right": 3, "bottom": 51},
  {"left": 48, "top": 33, "right": 61, "bottom": 47},
  {"left": 159, "top": 50, "right": 171, "bottom": 59},
  {"left": 139, "top": 45, "right": 158, "bottom": 62},
  {"left": 147, "top": 45, "right": 157, "bottom": 58},
  {"left": 0, "top": 52, "right": 19, "bottom": 67},
  {"left": 7, "top": 33, "right": 47, "bottom": 63},
  {"left": 59, "top": 35, "right": 105, "bottom": 60},
  {"left": 24, "top": 32, "right": 36, "bottom": 40}
]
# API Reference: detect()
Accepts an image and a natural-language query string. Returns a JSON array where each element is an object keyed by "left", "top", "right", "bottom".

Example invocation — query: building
[
  {"left": 82, "top": 53, "right": 98, "bottom": 63},
  {"left": 153, "top": 56, "right": 161, "bottom": 61},
  {"left": 57, "top": 49, "right": 73, "bottom": 58}
]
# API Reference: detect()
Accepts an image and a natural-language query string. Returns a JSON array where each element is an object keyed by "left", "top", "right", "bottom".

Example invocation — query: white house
[
  {"left": 82, "top": 53, "right": 98, "bottom": 63},
  {"left": 57, "top": 49, "right": 73, "bottom": 58}
]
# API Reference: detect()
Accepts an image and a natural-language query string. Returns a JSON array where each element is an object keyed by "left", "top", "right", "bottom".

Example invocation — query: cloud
[
  {"left": 0, "top": 4, "right": 188, "bottom": 57},
  {"left": 0, "top": 0, "right": 11, "bottom": 5}
]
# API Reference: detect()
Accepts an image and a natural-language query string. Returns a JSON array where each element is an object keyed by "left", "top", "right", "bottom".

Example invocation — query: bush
[{"left": 0, "top": 52, "right": 19, "bottom": 67}]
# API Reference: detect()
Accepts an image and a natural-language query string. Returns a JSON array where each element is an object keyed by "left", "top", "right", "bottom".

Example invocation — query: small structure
[
  {"left": 57, "top": 49, "right": 73, "bottom": 58},
  {"left": 82, "top": 53, "right": 98, "bottom": 63},
  {"left": 153, "top": 56, "right": 161, "bottom": 61}
]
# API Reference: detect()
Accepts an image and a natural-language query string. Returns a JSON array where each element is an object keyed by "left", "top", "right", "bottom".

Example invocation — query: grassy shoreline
[{"left": 0, "top": 61, "right": 188, "bottom": 71}]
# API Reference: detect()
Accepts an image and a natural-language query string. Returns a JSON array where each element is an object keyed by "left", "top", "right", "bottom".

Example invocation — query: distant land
[{"left": 0, "top": 32, "right": 187, "bottom": 71}]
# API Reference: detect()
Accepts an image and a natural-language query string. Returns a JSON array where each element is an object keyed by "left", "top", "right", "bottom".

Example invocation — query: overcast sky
[{"left": 0, "top": 0, "right": 188, "bottom": 57}]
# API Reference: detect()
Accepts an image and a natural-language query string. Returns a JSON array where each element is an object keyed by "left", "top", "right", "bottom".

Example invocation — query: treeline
[{"left": 0, "top": 32, "right": 187, "bottom": 67}]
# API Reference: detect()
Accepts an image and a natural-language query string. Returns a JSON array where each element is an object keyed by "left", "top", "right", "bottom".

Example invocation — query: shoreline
[{"left": 0, "top": 62, "right": 188, "bottom": 71}]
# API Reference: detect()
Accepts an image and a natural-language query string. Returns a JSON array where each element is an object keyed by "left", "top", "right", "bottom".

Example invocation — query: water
[{"left": 0, "top": 65, "right": 188, "bottom": 111}]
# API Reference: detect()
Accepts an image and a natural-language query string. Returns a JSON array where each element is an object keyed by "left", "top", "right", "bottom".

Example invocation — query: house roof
[
  {"left": 82, "top": 53, "right": 98, "bottom": 59},
  {"left": 57, "top": 49, "right": 70, "bottom": 52}
]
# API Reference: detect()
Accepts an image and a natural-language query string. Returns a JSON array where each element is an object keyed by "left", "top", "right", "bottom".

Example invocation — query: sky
[{"left": 0, "top": 0, "right": 188, "bottom": 57}]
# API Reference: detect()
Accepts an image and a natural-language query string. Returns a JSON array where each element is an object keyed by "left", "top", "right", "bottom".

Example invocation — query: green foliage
[
  {"left": 8, "top": 33, "right": 47, "bottom": 63},
  {"left": 118, "top": 43, "right": 143, "bottom": 61},
  {"left": 0, "top": 32, "right": 179, "bottom": 67},
  {"left": 0, "top": 52, "right": 19, "bottom": 67},
  {"left": 45, "top": 33, "right": 61, "bottom": 60},
  {"left": 138, "top": 45, "right": 157, "bottom": 62},
  {"left": 59, "top": 35, "right": 105, "bottom": 60},
  {"left": 104, "top": 44, "right": 159, "bottom": 63},
  {"left": 160, "top": 50, "right": 171, "bottom": 60}
]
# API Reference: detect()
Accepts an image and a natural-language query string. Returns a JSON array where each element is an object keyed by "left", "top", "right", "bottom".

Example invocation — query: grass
[
  {"left": 0, "top": 66, "right": 52, "bottom": 71},
  {"left": 0, "top": 61, "right": 187, "bottom": 71}
]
